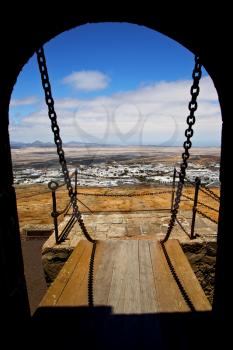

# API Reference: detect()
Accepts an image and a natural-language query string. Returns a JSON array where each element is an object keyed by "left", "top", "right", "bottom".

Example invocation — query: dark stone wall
[{"left": 0, "top": 6, "right": 232, "bottom": 325}]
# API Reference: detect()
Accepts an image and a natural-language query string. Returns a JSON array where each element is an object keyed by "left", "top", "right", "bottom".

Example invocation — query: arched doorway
[{"left": 0, "top": 9, "right": 230, "bottom": 330}]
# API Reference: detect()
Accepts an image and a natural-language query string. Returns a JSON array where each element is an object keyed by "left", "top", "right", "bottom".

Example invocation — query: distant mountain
[
  {"left": 30, "top": 140, "right": 54, "bottom": 147},
  {"left": 10, "top": 140, "right": 117, "bottom": 149},
  {"left": 64, "top": 141, "right": 106, "bottom": 148},
  {"left": 11, "top": 141, "right": 54, "bottom": 148}
]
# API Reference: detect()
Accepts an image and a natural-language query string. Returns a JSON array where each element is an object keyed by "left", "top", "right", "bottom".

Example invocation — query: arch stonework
[{"left": 0, "top": 9, "right": 231, "bottom": 325}]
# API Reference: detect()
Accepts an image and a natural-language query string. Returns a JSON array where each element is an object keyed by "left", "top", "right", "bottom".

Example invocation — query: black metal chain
[
  {"left": 36, "top": 47, "right": 95, "bottom": 243},
  {"left": 162, "top": 55, "right": 202, "bottom": 242},
  {"left": 196, "top": 200, "right": 219, "bottom": 213},
  {"left": 182, "top": 194, "right": 219, "bottom": 212},
  {"left": 36, "top": 46, "right": 202, "bottom": 310},
  {"left": 196, "top": 209, "right": 218, "bottom": 224},
  {"left": 88, "top": 241, "right": 97, "bottom": 307},
  {"left": 76, "top": 190, "right": 171, "bottom": 197},
  {"left": 200, "top": 185, "right": 220, "bottom": 201}
]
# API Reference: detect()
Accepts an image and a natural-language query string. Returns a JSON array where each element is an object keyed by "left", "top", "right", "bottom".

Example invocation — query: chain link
[
  {"left": 181, "top": 194, "right": 195, "bottom": 202},
  {"left": 37, "top": 47, "right": 203, "bottom": 245},
  {"left": 196, "top": 209, "right": 218, "bottom": 224},
  {"left": 162, "top": 55, "right": 202, "bottom": 242},
  {"left": 196, "top": 200, "right": 219, "bottom": 213},
  {"left": 182, "top": 194, "right": 219, "bottom": 212},
  {"left": 200, "top": 184, "right": 220, "bottom": 201},
  {"left": 36, "top": 47, "right": 94, "bottom": 243},
  {"left": 76, "top": 190, "right": 171, "bottom": 197}
]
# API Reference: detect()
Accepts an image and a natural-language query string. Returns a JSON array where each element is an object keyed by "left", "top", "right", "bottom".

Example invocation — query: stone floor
[{"left": 43, "top": 209, "right": 217, "bottom": 252}]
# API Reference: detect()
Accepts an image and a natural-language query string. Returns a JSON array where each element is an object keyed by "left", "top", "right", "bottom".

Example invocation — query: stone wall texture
[{"left": 182, "top": 242, "right": 216, "bottom": 304}]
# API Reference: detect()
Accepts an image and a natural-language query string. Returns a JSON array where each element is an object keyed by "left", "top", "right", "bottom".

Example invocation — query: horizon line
[{"left": 10, "top": 140, "right": 221, "bottom": 148}]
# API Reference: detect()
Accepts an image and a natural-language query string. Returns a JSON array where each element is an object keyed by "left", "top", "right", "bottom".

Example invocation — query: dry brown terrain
[
  {"left": 15, "top": 184, "right": 220, "bottom": 231},
  {"left": 13, "top": 146, "right": 220, "bottom": 231}
]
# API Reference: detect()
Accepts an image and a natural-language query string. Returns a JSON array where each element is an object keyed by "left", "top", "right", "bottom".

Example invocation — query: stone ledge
[
  {"left": 21, "top": 224, "right": 54, "bottom": 241},
  {"left": 42, "top": 248, "right": 73, "bottom": 285},
  {"left": 181, "top": 241, "right": 217, "bottom": 304}
]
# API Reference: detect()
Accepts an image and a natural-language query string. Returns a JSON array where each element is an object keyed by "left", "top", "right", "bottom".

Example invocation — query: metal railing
[
  {"left": 170, "top": 168, "right": 219, "bottom": 239},
  {"left": 49, "top": 167, "right": 219, "bottom": 243},
  {"left": 48, "top": 170, "right": 77, "bottom": 244}
]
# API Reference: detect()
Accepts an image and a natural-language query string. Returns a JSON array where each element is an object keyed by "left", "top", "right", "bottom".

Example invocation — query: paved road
[{"left": 21, "top": 239, "right": 47, "bottom": 315}]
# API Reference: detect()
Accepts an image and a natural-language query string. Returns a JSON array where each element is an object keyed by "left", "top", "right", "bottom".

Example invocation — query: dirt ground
[{"left": 15, "top": 184, "right": 220, "bottom": 230}]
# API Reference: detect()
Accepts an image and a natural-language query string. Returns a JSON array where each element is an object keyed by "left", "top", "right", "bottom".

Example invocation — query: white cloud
[
  {"left": 62, "top": 70, "right": 110, "bottom": 92},
  {"left": 10, "top": 96, "right": 38, "bottom": 107},
  {"left": 54, "top": 98, "right": 83, "bottom": 109},
  {"left": 9, "top": 76, "right": 222, "bottom": 146}
]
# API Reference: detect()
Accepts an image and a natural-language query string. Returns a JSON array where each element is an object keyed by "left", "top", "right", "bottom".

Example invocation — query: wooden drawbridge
[{"left": 39, "top": 239, "right": 211, "bottom": 313}]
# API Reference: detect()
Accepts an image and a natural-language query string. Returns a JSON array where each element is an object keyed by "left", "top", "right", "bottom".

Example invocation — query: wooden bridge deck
[{"left": 39, "top": 239, "right": 211, "bottom": 313}]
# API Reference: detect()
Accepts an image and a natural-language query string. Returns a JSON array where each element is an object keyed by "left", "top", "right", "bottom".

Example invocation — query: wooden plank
[
  {"left": 56, "top": 240, "right": 94, "bottom": 306},
  {"left": 40, "top": 239, "right": 211, "bottom": 315},
  {"left": 164, "top": 240, "right": 212, "bottom": 311},
  {"left": 122, "top": 240, "right": 141, "bottom": 314},
  {"left": 94, "top": 240, "right": 119, "bottom": 305},
  {"left": 138, "top": 240, "right": 158, "bottom": 313},
  {"left": 106, "top": 240, "right": 141, "bottom": 313},
  {"left": 39, "top": 240, "right": 89, "bottom": 306},
  {"left": 106, "top": 241, "right": 128, "bottom": 313},
  {"left": 149, "top": 240, "right": 189, "bottom": 312}
]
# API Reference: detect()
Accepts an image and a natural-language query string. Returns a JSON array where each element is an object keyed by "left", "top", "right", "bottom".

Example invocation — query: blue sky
[{"left": 9, "top": 22, "right": 221, "bottom": 146}]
